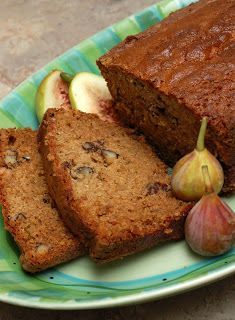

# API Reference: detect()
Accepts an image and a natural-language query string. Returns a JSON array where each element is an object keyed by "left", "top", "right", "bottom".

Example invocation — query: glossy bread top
[{"left": 99, "top": 0, "right": 235, "bottom": 136}]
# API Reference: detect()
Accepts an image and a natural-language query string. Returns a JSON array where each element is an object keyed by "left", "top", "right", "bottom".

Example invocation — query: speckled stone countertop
[{"left": 0, "top": 1, "right": 234, "bottom": 319}]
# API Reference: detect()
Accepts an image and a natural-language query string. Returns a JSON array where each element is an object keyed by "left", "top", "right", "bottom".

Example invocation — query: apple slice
[
  {"left": 69, "top": 72, "right": 116, "bottom": 123},
  {"left": 35, "top": 70, "right": 70, "bottom": 122}
]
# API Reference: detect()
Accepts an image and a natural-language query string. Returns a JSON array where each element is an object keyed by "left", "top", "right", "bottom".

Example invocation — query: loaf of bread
[
  {"left": 97, "top": 0, "right": 235, "bottom": 193},
  {"left": 38, "top": 108, "right": 192, "bottom": 263},
  {"left": 0, "top": 129, "right": 85, "bottom": 272}
]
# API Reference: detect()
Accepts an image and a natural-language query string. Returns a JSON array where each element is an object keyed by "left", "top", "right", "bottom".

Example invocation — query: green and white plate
[{"left": 0, "top": 0, "right": 234, "bottom": 310}]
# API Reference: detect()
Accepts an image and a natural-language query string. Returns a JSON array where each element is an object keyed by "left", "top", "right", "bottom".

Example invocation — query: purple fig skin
[{"left": 185, "top": 193, "right": 235, "bottom": 256}]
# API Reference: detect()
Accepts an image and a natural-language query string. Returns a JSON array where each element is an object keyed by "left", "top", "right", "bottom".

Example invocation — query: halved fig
[
  {"left": 35, "top": 70, "right": 70, "bottom": 122},
  {"left": 69, "top": 72, "right": 116, "bottom": 123}
]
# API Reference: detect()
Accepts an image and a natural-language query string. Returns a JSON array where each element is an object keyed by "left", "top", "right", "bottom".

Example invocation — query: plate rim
[{"left": 0, "top": 263, "right": 234, "bottom": 309}]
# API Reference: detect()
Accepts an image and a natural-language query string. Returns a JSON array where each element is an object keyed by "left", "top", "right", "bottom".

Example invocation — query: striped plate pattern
[{"left": 0, "top": 0, "right": 234, "bottom": 309}]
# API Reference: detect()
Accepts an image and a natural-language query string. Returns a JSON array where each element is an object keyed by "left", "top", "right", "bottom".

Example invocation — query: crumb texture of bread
[
  {"left": 97, "top": 0, "right": 235, "bottom": 193},
  {"left": 39, "top": 108, "right": 192, "bottom": 263},
  {"left": 0, "top": 129, "right": 85, "bottom": 273}
]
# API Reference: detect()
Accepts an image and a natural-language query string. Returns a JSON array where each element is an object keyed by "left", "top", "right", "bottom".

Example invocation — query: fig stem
[
  {"left": 60, "top": 72, "right": 73, "bottom": 84},
  {"left": 202, "top": 165, "right": 214, "bottom": 194},
  {"left": 196, "top": 117, "right": 207, "bottom": 152}
]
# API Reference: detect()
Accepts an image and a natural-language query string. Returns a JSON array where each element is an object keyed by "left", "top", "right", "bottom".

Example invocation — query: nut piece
[
  {"left": 36, "top": 244, "right": 49, "bottom": 255},
  {"left": 9, "top": 212, "right": 26, "bottom": 222},
  {"left": 62, "top": 160, "right": 73, "bottom": 169},
  {"left": 71, "top": 166, "right": 94, "bottom": 180},
  {"left": 82, "top": 140, "right": 104, "bottom": 153},
  {"left": 4, "top": 150, "right": 18, "bottom": 168},
  {"left": 145, "top": 182, "right": 170, "bottom": 196},
  {"left": 22, "top": 155, "right": 31, "bottom": 161},
  {"left": 101, "top": 149, "right": 119, "bottom": 165}
]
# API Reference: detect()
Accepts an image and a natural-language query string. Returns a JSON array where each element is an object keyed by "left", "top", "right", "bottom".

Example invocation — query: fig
[
  {"left": 69, "top": 72, "right": 116, "bottom": 123},
  {"left": 185, "top": 165, "right": 235, "bottom": 256},
  {"left": 60, "top": 72, "right": 73, "bottom": 84},
  {"left": 171, "top": 117, "right": 224, "bottom": 201},
  {"left": 35, "top": 70, "right": 70, "bottom": 122}
]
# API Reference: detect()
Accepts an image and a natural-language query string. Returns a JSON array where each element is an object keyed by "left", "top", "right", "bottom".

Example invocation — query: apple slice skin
[
  {"left": 69, "top": 72, "right": 116, "bottom": 123},
  {"left": 35, "top": 70, "right": 70, "bottom": 122}
]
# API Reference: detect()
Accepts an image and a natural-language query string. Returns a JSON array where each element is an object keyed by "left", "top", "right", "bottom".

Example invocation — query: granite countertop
[{"left": 0, "top": 1, "right": 234, "bottom": 319}]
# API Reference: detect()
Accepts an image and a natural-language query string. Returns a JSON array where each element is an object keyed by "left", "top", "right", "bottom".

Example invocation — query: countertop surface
[{"left": 0, "top": 1, "right": 234, "bottom": 319}]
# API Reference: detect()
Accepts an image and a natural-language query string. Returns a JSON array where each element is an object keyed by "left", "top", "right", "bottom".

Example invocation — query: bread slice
[
  {"left": 39, "top": 108, "right": 192, "bottom": 263},
  {"left": 0, "top": 129, "right": 85, "bottom": 272}
]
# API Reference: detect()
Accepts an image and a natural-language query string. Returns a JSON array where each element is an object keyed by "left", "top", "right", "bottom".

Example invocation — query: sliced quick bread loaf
[
  {"left": 39, "top": 108, "right": 192, "bottom": 263},
  {"left": 97, "top": 0, "right": 235, "bottom": 193},
  {"left": 0, "top": 129, "right": 85, "bottom": 272}
]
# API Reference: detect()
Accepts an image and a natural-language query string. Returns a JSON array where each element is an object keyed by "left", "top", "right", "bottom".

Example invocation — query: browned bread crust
[
  {"left": 38, "top": 108, "right": 192, "bottom": 263},
  {"left": 97, "top": 0, "right": 235, "bottom": 193},
  {"left": 0, "top": 129, "right": 85, "bottom": 272}
]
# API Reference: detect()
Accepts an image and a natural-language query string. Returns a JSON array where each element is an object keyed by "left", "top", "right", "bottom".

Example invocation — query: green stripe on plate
[
  {"left": 0, "top": 95, "right": 38, "bottom": 129},
  {"left": 0, "top": 110, "right": 21, "bottom": 128},
  {"left": 135, "top": 5, "right": 163, "bottom": 29},
  {"left": 91, "top": 28, "right": 121, "bottom": 54},
  {"left": 112, "top": 16, "right": 142, "bottom": 40},
  {"left": 77, "top": 38, "right": 105, "bottom": 73},
  {"left": 157, "top": 0, "right": 182, "bottom": 17},
  {"left": 15, "top": 81, "right": 38, "bottom": 112},
  {"left": 44, "top": 59, "right": 75, "bottom": 75},
  {"left": 59, "top": 50, "right": 93, "bottom": 74}
]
